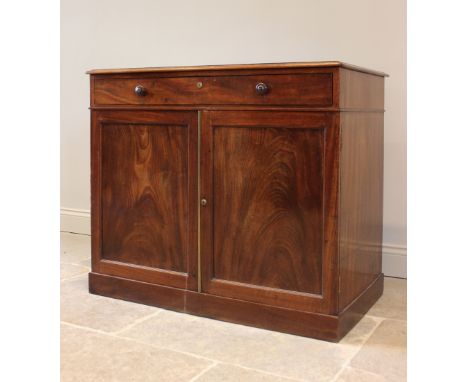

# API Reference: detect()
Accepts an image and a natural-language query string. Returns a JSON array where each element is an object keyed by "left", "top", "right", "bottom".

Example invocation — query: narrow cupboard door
[
  {"left": 91, "top": 110, "right": 198, "bottom": 291},
  {"left": 200, "top": 111, "right": 339, "bottom": 313}
]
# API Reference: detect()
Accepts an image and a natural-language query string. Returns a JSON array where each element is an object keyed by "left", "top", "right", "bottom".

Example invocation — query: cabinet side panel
[
  {"left": 339, "top": 113, "right": 384, "bottom": 311},
  {"left": 339, "top": 69, "right": 384, "bottom": 110}
]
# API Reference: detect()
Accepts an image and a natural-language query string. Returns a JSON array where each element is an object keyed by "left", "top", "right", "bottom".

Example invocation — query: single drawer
[{"left": 93, "top": 73, "right": 333, "bottom": 106}]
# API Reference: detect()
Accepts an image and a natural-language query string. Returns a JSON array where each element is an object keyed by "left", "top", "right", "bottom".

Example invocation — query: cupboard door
[
  {"left": 91, "top": 110, "right": 198, "bottom": 290},
  {"left": 200, "top": 111, "right": 339, "bottom": 313}
]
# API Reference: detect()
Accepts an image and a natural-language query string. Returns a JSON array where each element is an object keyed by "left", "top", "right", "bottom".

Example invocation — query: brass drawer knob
[
  {"left": 200, "top": 198, "right": 208, "bottom": 206},
  {"left": 134, "top": 85, "right": 147, "bottom": 97},
  {"left": 255, "top": 82, "right": 269, "bottom": 95}
]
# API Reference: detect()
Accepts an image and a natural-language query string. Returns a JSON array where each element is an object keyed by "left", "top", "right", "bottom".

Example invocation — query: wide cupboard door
[
  {"left": 91, "top": 110, "right": 198, "bottom": 291},
  {"left": 200, "top": 111, "right": 339, "bottom": 313}
]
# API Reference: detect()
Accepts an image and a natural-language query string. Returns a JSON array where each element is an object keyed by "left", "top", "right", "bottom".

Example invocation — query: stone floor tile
[
  {"left": 196, "top": 363, "right": 299, "bottom": 382},
  {"left": 335, "top": 367, "right": 386, "bottom": 382},
  {"left": 61, "top": 263, "right": 89, "bottom": 280},
  {"left": 61, "top": 275, "right": 158, "bottom": 332},
  {"left": 61, "top": 324, "right": 211, "bottom": 382},
  {"left": 61, "top": 232, "right": 90, "bottom": 251},
  {"left": 339, "top": 316, "right": 382, "bottom": 347},
  {"left": 61, "top": 232, "right": 91, "bottom": 264},
  {"left": 60, "top": 233, "right": 406, "bottom": 382},
  {"left": 76, "top": 257, "right": 92, "bottom": 268},
  {"left": 120, "top": 310, "right": 354, "bottom": 382},
  {"left": 350, "top": 319, "right": 406, "bottom": 382},
  {"left": 61, "top": 249, "right": 91, "bottom": 266},
  {"left": 368, "top": 277, "right": 407, "bottom": 321}
]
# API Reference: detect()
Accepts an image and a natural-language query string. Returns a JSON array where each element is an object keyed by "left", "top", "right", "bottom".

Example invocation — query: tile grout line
[
  {"left": 342, "top": 365, "right": 389, "bottom": 380},
  {"left": 366, "top": 314, "right": 407, "bottom": 323},
  {"left": 189, "top": 360, "right": 306, "bottom": 382},
  {"left": 61, "top": 321, "right": 114, "bottom": 336},
  {"left": 329, "top": 317, "right": 386, "bottom": 382},
  {"left": 329, "top": 364, "right": 350, "bottom": 382},
  {"left": 187, "top": 361, "right": 218, "bottom": 382},
  {"left": 61, "top": 320, "right": 306, "bottom": 381},
  {"left": 111, "top": 310, "right": 163, "bottom": 335},
  {"left": 62, "top": 320, "right": 220, "bottom": 363},
  {"left": 60, "top": 271, "right": 90, "bottom": 283},
  {"left": 62, "top": 259, "right": 91, "bottom": 267},
  {"left": 216, "top": 363, "right": 308, "bottom": 382}
]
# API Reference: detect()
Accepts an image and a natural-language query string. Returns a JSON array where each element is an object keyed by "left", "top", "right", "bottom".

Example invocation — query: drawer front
[{"left": 93, "top": 73, "right": 333, "bottom": 106}]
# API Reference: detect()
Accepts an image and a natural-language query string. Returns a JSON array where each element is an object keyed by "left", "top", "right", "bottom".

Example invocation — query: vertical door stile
[
  {"left": 199, "top": 110, "right": 214, "bottom": 294},
  {"left": 197, "top": 110, "right": 202, "bottom": 292}
]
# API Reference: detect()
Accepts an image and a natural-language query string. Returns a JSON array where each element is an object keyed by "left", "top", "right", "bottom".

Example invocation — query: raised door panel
[
  {"left": 201, "top": 111, "right": 340, "bottom": 313},
  {"left": 213, "top": 126, "right": 323, "bottom": 293},
  {"left": 91, "top": 110, "right": 198, "bottom": 290}
]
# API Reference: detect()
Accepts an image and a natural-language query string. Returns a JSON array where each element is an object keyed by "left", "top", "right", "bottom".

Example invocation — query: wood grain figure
[{"left": 88, "top": 62, "right": 387, "bottom": 341}]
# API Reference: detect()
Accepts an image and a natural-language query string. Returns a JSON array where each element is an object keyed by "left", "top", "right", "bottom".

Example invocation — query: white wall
[{"left": 61, "top": 0, "right": 406, "bottom": 277}]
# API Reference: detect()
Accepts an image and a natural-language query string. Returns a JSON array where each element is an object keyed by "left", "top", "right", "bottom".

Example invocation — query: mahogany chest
[{"left": 87, "top": 62, "right": 386, "bottom": 341}]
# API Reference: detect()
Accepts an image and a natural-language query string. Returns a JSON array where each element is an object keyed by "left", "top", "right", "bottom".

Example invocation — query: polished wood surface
[
  {"left": 87, "top": 61, "right": 388, "bottom": 77},
  {"left": 91, "top": 110, "right": 198, "bottom": 290},
  {"left": 200, "top": 111, "right": 339, "bottom": 314},
  {"left": 212, "top": 121, "right": 324, "bottom": 293},
  {"left": 339, "top": 68, "right": 385, "bottom": 110},
  {"left": 89, "top": 62, "right": 385, "bottom": 341},
  {"left": 89, "top": 271, "right": 383, "bottom": 342},
  {"left": 101, "top": 122, "right": 188, "bottom": 271},
  {"left": 338, "top": 274, "right": 384, "bottom": 338},
  {"left": 93, "top": 73, "right": 333, "bottom": 106},
  {"left": 89, "top": 272, "right": 339, "bottom": 341},
  {"left": 338, "top": 112, "right": 384, "bottom": 310}
]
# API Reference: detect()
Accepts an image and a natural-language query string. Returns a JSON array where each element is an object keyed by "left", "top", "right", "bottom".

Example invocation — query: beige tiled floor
[{"left": 60, "top": 232, "right": 407, "bottom": 382}]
